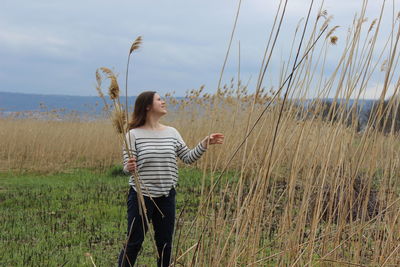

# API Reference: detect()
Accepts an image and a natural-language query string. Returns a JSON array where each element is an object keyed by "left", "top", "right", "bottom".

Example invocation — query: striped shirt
[{"left": 123, "top": 126, "right": 207, "bottom": 197}]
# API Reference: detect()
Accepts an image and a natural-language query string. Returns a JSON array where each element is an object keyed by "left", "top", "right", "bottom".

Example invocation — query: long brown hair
[{"left": 128, "top": 91, "right": 156, "bottom": 129}]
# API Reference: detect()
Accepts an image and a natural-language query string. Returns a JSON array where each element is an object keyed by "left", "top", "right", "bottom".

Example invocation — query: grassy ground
[{"left": 0, "top": 167, "right": 207, "bottom": 267}]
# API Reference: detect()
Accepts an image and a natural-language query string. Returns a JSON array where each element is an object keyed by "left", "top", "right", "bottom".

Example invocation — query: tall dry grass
[
  {"left": 1, "top": 88, "right": 399, "bottom": 265},
  {"left": 166, "top": 1, "right": 400, "bottom": 265},
  {"left": 0, "top": 118, "right": 119, "bottom": 173},
  {"left": 1, "top": 0, "right": 400, "bottom": 265}
]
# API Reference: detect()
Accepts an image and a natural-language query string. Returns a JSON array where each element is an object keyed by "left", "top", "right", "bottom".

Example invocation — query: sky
[{"left": 0, "top": 0, "right": 397, "bottom": 98}]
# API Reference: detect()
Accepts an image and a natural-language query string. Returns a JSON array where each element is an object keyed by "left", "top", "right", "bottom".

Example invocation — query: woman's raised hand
[
  {"left": 127, "top": 157, "right": 137, "bottom": 173},
  {"left": 202, "top": 133, "right": 224, "bottom": 148}
]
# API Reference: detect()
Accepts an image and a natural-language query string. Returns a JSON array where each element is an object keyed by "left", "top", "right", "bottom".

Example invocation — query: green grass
[{"left": 0, "top": 166, "right": 215, "bottom": 267}]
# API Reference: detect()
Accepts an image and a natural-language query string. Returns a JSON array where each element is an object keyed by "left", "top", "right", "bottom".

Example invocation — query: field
[
  {"left": 1, "top": 89, "right": 400, "bottom": 266},
  {"left": 2, "top": 1, "right": 400, "bottom": 266},
  {"left": 0, "top": 167, "right": 210, "bottom": 266}
]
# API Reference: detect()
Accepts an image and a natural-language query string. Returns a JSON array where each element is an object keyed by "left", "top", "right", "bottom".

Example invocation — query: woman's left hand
[{"left": 202, "top": 133, "right": 224, "bottom": 148}]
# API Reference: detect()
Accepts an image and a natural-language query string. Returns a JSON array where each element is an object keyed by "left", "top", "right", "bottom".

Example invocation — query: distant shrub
[{"left": 366, "top": 96, "right": 400, "bottom": 134}]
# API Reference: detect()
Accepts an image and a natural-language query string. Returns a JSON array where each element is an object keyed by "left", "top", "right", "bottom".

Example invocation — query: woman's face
[{"left": 149, "top": 93, "right": 167, "bottom": 115}]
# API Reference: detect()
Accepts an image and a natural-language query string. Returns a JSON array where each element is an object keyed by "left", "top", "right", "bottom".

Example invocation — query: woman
[{"left": 118, "top": 91, "right": 224, "bottom": 267}]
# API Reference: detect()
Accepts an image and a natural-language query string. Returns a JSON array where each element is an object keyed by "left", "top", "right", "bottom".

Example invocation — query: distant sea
[
  {"left": 0, "top": 91, "right": 377, "bottom": 122},
  {"left": 0, "top": 92, "right": 137, "bottom": 116}
]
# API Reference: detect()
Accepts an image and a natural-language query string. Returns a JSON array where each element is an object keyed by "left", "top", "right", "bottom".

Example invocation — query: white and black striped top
[{"left": 123, "top": 126, "right": 207, "bottom": 197}]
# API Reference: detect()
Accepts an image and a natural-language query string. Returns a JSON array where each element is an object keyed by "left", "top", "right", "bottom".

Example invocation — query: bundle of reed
[{"left": 95, "top": 36, "right": 159, "bottom": 264}]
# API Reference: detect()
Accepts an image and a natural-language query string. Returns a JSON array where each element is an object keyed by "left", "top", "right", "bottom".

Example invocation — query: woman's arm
[
  {"left": 122, "top": 131, "right": 137, "bottom": 174},
  {"left": 176, "top": 140, "right": 207, "bottom": 164},
  {"left": 175, "top": 129, "right": 224, "bottom": 164},
  {"left": 200, "top": 133, "right": 225, "bottom": 149}
]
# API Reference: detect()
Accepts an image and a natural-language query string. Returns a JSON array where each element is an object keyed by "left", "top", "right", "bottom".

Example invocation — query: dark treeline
[{"left": 310, "top": 97, "right": 400, "bottom": 133}]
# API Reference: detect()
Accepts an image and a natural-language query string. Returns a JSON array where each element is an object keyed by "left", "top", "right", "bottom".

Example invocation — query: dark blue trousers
[{"left": 118, "top": 187, "right": 176, "bottom": 267}]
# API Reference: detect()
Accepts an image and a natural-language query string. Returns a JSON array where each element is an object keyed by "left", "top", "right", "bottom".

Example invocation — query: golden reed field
[
  {"left": 2, "top": 89, "right": 400, "bottom": 266},
  {"left": 2, "top": 1, "right": 400, "bottom": 266}
]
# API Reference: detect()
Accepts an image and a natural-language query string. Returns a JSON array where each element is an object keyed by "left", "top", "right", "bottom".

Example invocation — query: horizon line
[{"left": 0, "top": 90, "right": 384, "bottom": 101}]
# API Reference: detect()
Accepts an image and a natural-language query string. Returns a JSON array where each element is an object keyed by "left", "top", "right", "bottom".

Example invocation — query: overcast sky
[{"left": 0, "top": 0, "right": 396, "bottom": 98}]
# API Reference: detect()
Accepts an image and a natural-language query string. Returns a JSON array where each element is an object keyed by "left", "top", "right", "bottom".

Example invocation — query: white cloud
[
  {"left": 0, "top": 0, "right": 398, "bottom": 96},
  {"left": 0, "top": 29, "right": 69, "bottom": 55},
  {"left": 361, "top": 83, "right": 385, "bottom": 100}
]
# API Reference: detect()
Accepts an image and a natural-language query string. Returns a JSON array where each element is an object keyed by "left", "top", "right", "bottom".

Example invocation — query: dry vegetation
[
  {"left": 1, "top": 87, "right": 399, "bottom": 265},
  {"left": 2, "top": 0, "right": 400, "bottom": 266},
  {"left": 0, "top": 118, "right": 119, "bottom": 173}
]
